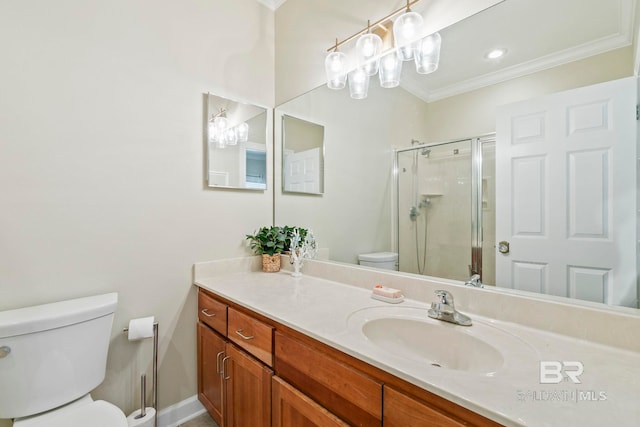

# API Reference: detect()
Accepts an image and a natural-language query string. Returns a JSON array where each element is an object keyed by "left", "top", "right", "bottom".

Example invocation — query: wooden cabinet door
[
  {"left": 197, "top": 323, "right": 226, "bottom": 426},
  {"left": 272, "top": 376, "right": 348, "bottom": 427},
  {"left": 224, "top": 343, "right": 273, "bottom": 427},
  {"left": 384, "top": 386, "right": 467, "bottom": 427}
]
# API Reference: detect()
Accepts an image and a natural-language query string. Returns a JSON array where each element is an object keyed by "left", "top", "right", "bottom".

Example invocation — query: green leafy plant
[{"left": 246, "top": 226, "right": 287, "bottom": 256}]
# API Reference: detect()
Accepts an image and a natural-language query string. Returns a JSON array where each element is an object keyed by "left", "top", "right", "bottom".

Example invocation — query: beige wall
[{"left": 0, "top": 0, "right": 274, "bottom": 423}]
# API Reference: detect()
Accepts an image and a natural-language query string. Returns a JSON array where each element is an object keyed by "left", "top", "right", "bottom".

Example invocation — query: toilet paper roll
[
  {"left": 127, "top": 316, "right": 155, "bottom": 341},
  {"left": 127, "top": 407, "right": 156, "bottom": 427}
]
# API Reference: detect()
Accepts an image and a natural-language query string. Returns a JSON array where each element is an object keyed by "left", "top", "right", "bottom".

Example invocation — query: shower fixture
[{"left": 421, "top": 148, "right": 431, "bottom": 157}]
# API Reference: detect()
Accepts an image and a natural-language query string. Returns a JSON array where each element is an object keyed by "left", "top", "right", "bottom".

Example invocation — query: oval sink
[
  {"left": 346, "top": 306, "right": 535, "bottom": 376},
  {"left": 362, "top": 317, "right": 503, "bottom": 373}
]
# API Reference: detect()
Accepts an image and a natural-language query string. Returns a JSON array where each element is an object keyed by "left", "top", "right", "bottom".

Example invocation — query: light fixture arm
[{"left": 326, "top": 0, "right": 421, "bottom": 52}]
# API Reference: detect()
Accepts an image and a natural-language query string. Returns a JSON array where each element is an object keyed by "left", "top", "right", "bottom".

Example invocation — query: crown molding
[{"left": 425, "top": 33, "right": 633, "bottom": 102}]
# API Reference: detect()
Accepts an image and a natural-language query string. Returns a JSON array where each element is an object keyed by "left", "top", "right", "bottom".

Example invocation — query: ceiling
[{"left": 401, "top": 0, "right": 638, "bottom": 101}]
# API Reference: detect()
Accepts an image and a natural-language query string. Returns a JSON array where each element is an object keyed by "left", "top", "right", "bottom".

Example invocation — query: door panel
[{"left": 496, "top": 77, "right": 637, "bottom": 307}]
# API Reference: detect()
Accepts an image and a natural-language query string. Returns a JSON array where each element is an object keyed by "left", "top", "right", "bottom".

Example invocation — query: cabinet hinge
[{"left": 637, "top": 104, "right": 639, "bottom": 121}]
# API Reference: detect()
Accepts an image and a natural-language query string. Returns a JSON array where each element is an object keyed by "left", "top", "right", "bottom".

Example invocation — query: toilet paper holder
[{"left": 123, "top": 321, "right": 158, "bottom": 427}]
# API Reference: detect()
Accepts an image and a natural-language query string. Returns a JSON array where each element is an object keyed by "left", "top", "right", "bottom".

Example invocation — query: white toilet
[
  {"left": 358, "top": 252, "right": 398, "bottom": 270},
  {"left": 0, "top": 293, "right": 127, "bottom": 427}
]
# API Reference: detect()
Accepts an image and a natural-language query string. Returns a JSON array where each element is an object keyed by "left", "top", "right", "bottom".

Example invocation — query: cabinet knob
[{"left": 0, "top": 346, "right": 10, "bottom": 358}]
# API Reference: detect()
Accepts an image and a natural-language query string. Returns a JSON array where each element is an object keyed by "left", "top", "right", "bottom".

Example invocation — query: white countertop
[{"left": 195, "top": 270, "right": 640, "bottom": 427}]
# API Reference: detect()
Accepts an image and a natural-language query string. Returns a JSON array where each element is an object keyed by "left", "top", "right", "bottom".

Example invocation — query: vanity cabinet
[
  {"left": 197, "top": 287, "right": 503, "bottom": 427},
  {"left": 197, "top": 289, "right": 274, "bottom": 427},
  {"left": 275, "top": 331, "right": 382, "bottom": 427},
  {"left": 197, "top": 322, "right": 225, "bottom": 424}
]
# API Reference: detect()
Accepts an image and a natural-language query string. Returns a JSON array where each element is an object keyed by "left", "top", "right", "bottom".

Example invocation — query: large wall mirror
[
  {"left": 281, "top": 115, "right": 325, "bottom": 194},
  {"left": 206, "top": 93, "right": 268, "bottom": 190},
  {"left": 274, "top": 0, "right": 640, "bottom": 311}
]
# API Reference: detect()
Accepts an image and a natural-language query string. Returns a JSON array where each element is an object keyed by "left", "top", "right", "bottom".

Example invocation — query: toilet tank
[
  {"left": 358, "top": 252, "right": 398, "bottom": 270},
  {"left": 0, "top": 293, "right": 118, "bottom": 419}
]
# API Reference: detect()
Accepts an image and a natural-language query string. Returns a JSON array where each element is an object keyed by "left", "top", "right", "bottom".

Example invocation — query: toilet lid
[{"left": 15, "top": 400, "right": 127, "bottom": 427}]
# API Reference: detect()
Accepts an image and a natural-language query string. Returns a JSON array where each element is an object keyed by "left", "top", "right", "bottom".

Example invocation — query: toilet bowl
[
  {"left": 12, "top": 394, "right": 127, "bottom": 427},
  {"left": 0, "top": 293, "right": 127, "bottom": 427},
  {"left": 358, "top": 252, "right": 398, "bottom": 270}
]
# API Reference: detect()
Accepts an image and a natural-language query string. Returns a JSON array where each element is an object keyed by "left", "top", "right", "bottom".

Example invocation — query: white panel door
[
  {"left": 495, "top": 77, "right": 637, "bottom": 307},
  {"left": 283, "top": 147, "right": 321, "bottom": 193}
]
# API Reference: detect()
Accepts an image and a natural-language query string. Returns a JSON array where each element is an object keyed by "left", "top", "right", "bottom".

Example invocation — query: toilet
[
  {"left": 358, "top": 252, "right": 398, "bottom": 270},
  {"left": 0, "top": 293, "right": 127, "bottom": 427}
]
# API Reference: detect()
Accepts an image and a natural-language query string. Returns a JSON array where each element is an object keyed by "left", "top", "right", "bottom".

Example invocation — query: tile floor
[{"left": 179, "top": 412, "right": 218, "bottom": 427}]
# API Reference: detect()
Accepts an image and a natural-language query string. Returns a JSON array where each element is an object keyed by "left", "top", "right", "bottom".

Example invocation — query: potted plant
[{"left": 246, "top": 226, "right": 287, "bottom": 272}]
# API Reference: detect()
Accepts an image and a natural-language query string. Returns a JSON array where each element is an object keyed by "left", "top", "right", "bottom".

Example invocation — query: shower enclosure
[{"left": 394, "top": 135, "right": 495, "bottom": 283}]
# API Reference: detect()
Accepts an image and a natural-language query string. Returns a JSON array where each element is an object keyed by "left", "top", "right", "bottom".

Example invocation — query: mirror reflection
[
  {"left": 282, "top": 115, "right": 325, "bottom": 194},
  {"left": 274, "top": 0, "right": 639, "bottom": 310},
  {"left": 206, "top": 93, "right": 268, "bottom": 190}
]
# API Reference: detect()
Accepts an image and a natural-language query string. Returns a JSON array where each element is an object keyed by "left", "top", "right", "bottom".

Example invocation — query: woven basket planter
[{"left": 262, "top": 254, "right": 281, "bottom": 272}]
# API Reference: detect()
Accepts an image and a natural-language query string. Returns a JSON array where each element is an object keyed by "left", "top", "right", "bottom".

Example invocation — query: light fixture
[
  {"left": 414, "top": 32, "right": 441, "bottom": 74},
  {"left": 355, "top": 22, "right": 382, "bottom": 76},
  {"left": 485, "top": 48, "right": 507, "bottom": 60},
  {"left": 235, "top": 122, "right": 249, "bottom": 142},
  {"left": 393, "top": 3, "right": 424, "bottom": 61},
  {"left": 209, "top": 108, "right": 249, "bottom": 148},
  {"left": 324, "top": 0, "right": 441, "bottom": 99},
  {"left": 325, "top": 44, "right": 348, "bottom": 90},
  {"left": 348, "top": 67, "right": 370, "bottom": 99},
  {"left": 378, "top": 51, "right": 402, "bottom": 88}
]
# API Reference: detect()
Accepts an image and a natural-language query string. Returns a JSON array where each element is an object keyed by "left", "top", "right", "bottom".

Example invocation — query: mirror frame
[{"left": 205, "top": 92, "right": 270, "bottom": 191}]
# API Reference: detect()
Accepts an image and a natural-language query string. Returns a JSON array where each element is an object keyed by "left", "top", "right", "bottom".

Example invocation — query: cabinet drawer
[
  {"left": 198, "top": 291, "right": 227, "bottom": 335},
  {"left": 275, "top": 332, "right": 382, "bottom": 427},
  {"left": 228, "top": 308, "right": 274, "bottom": 366},
  {"left": 384, "top": 386, "right": 466, "bottom": 427}
]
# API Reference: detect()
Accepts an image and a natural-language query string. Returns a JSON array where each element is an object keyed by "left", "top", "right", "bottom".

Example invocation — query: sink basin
[
  {"left": 347, "top": 306, "right": 534, "bottom": 376},
  {"left": 362, "top": 317, "right": 503, "bottom": 373}
]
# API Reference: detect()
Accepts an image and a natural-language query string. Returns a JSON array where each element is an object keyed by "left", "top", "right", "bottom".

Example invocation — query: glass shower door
[{"left": 396, "top": 139, "right": 473, "bottom": 280}]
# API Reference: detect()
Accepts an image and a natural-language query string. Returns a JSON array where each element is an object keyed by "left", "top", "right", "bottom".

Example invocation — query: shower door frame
[{"left": 393, "top": 133, "right": 496, "bottom": 281}]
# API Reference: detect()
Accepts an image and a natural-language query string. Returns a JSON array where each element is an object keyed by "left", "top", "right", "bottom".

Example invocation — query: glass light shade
[
  {"left": 414, "top": 32, "right": 441, "bottom": 74},
  {"left": 208, "top": 123, "right": 218, "bottom": 143},
  {"left": 224, "top": 128, "right": 237, "bottom": 145},
  {"left": 235, "top": 122, "right": 249, "bottom": 142},
  {"left": 393, "top": 11, "right": 424, "bottom": 61},
  {"left": 356, "top": 33, "right": 382, "bottom": 76},
  {"left": 378, "top": 51, "right": 402, "bottom": 88},
  {"left": 213, "top": 115, "right": 228, "bottom": 131},
  {"left": 325, "top": 51, "right": 348, "bottom": 90},
  {"left": 348, "top": 68, "right": 370, "bottom": 99}
]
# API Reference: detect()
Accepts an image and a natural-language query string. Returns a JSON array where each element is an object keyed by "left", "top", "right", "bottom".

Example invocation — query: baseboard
[{"left": 158, "top": 395, "right": 207, "bottom": 427}]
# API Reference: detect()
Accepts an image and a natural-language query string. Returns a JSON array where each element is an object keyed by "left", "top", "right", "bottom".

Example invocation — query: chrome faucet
[
  {"left": 427, "top": 290, "right": 472, "bottom": 326},
  {"left": 465, "top": 274, "right": 483, "bottom": 288}
]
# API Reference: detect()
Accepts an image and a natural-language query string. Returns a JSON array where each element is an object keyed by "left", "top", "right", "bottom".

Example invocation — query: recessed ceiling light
[{"left": 485, "top": 48, "right": 507, "bottom": 60}]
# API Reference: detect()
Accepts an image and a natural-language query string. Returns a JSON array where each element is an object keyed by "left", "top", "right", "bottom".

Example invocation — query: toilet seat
[{"left": 13, "top": 397, "right": 127, "bottom": 427}]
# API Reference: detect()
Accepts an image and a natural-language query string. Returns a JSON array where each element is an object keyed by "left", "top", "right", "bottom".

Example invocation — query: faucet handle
[{"left": 434, "top": 289, "right": 454, "bottom": 306}]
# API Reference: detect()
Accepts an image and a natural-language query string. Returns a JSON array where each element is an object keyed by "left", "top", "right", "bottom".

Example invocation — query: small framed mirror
[
  {"left": 206, "top": 93, "right": 268, "bottom": 190},
  {"left": 282, "top": 114, "right": 325, "bottom": 194}
]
